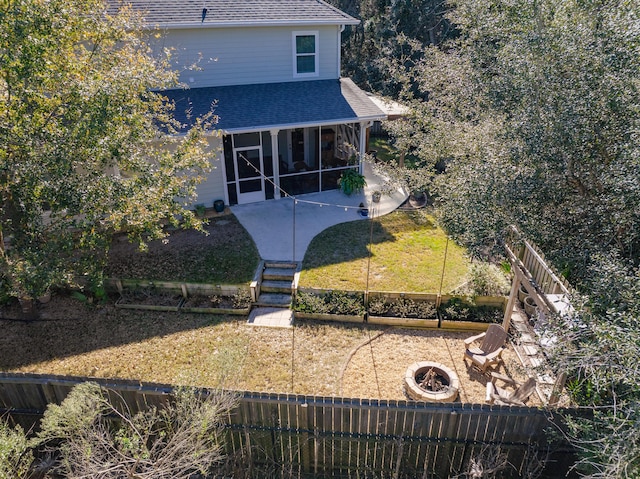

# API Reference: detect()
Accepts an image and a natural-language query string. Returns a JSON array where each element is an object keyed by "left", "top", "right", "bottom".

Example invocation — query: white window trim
[{"left": 292, "top": 31, "right": 319, "bottom": 78}]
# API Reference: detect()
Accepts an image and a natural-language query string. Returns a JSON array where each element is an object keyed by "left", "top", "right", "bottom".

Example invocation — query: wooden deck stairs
[{"left": 250, "top": 260, "right": 300, "bottom": 308}]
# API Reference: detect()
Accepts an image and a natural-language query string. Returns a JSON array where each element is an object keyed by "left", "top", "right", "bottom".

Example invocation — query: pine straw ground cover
[{"left": 0, "top": 295, "right": 537, "bottom": 405}]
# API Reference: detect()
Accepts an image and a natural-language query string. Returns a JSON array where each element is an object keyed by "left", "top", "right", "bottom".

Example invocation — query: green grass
[
  {"left": 368, "top": 136, "right": 399, "bottom": 162},
  {"left": 106, "top": 215, "right": 260, "bottom": 284},
  {"left": 300, "top": 210, "right": 470, "bottom": 293},
  {"left": 106, "top": 208, "right": 469, "bottom": 294},
  {"left": 369, "top": 136, "right": 422, "bottom": 168}
]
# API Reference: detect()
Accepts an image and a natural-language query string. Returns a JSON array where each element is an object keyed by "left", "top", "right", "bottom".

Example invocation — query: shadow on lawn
[
  {"left": 106, "top": 214, "right": 260, "bottom": 284},
  {"left": 0, "top": 293, "right": 232, "bottom": 370},
  {"left": 302, "top": 209, "right": 437, "bottom": 269}
]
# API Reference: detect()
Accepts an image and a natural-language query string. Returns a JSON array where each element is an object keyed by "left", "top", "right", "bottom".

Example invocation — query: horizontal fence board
[{"left": 106, "top": 278, "right": 246, "bottom": 297}]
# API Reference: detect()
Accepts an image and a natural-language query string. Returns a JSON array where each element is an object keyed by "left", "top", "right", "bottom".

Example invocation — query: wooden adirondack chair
[
  {"left": 463, "top": 324, "right": 507, "bottom": 373},
  {"left": 486, "top": 372, "right": 537, "bottom": 406}
]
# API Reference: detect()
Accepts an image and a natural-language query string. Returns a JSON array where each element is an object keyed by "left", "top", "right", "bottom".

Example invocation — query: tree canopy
[
  {"left": 374, "top": 0, "right": 640, "bottom": 475},
  {"left": 388, "top": 0, "right": 640, "bottom": 275},
  {"left": 330, "top": 0, "right": 451, "bottom": 94},
  {"left": 0, "top": 0, "right": 212, "bottom": 301}
]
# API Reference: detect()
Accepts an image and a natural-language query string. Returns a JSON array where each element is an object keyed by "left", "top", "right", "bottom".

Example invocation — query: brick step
[{"left": 261, "top": 280, "right": 293, "bottom": 294}]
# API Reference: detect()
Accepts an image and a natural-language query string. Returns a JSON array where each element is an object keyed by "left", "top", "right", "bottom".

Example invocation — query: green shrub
[
  {"left": 468, "top": 262, "right": 511, "bottom": 296},
  {"left": 439, "top": 297, "right": 502, "bottom": 323},
  {"left": 325, "top": 291, "right": 365, "bottom": 315},
  {"left": 367, "top": 296, "right": 389, "bottom": 315},
  {"left": 231, "top": 290, "right": 251, "bottom": 309},
  {"left": 294, "top": 291, "right": 365, "bottom": 315},
  {"left": 294, "top": 291, "right": 332, "bottom": 314},
  {"left": 414, "top": 300, "right": 438, "bottom": 318},
  {"left": 368, "top": 296, "right": 437, "bottom": 318},
  {"left": 0, "top": 420, "right": 32, "bottom": 479}
]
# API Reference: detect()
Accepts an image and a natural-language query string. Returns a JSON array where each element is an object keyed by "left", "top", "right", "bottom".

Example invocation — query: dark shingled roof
[
  {"left": 162, "top": 79, "right": 386, "bottom": 132},
  {"left": 109, "top": 0, "right": 359, "bottom": 27}
]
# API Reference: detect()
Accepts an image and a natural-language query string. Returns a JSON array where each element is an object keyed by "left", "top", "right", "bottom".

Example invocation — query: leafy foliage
[
  {"left": 379, "top": 0, "right": 640, "bottom": 474},
  {"left": 295, "top": 290, "right": 365, "bottom": 316},
  {"left": 368, "top": 296, "right": 438, "bottom": 318},
  {"left": 466, "top": 262, "right": 511, "bottom": 297},
  {"left": 329, "top": 0, "right": 451, "bottom": 94},
  {"left": 231, "top": 289, "right": 252, "bottom": 309},
  {"left": 35, "top": 382, "right": 236, "bottom": 479},
  {"left": 338, "top": 168, "right": 367, "bottom": 195},
  {"left": 0, "top": 420, "right": 32, "bottom": 479},
  {"left": 439, "top": 297, "right": 503, "bottom": 324},
  {"left": 0, "top": 0, "right": 213, "bottom": 300}
]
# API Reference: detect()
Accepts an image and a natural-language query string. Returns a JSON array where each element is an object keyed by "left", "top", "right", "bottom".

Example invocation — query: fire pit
[{"left": 404, "top": 361, "right": 459, "bottom": 402}]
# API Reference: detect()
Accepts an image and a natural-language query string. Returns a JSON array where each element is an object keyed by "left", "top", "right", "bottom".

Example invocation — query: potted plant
[
  {"left": 194, "top": 204, "right": 207, "bottom": 217},
  {"left": 338, "top": 169, "right": 366, "bottom": 196}
]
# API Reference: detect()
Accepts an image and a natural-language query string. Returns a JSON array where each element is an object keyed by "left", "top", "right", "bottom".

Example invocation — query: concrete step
[
  {"left": 261, "top": 280, "right": 293, "bottom": 294},
  {"left": 255, "top": 293, "right": 292, "bottom": 308},
  {"left": 263, "top": 267, "right": 296, "bottom": 281},
  {"left": 264, "top": 261, "right": 298, "bottom": 270}
]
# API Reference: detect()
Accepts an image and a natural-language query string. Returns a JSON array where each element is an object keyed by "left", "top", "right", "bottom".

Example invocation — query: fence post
[{"left": 503, "top": 277, "right": 521, "bottom": 331}]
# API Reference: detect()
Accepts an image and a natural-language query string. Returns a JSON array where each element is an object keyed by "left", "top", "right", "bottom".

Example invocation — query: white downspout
[{"left": 337, "top": 25, "right": 345, "bottom": 77}]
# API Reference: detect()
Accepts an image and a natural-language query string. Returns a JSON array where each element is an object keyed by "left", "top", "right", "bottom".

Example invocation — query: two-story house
[{"left": 118, "top": 0, "right": 386, "bottom": 205}]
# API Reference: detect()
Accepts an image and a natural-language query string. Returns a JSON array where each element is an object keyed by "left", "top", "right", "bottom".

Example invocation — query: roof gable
[{"left": 109, "top": 0, "right": 359, "bottom": 28}]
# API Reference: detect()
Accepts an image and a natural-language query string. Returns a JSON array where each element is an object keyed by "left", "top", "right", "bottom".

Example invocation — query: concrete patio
[{"left": 230, "top": 161, "right": 408, "bottom": 262}]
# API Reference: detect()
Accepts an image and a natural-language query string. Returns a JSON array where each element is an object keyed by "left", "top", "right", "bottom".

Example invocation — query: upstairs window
[{"left": 293, "top": 31, "right": 318, "bottom": 77}]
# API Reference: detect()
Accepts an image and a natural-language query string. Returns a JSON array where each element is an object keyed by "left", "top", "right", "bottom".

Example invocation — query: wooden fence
[
  {"left": 505, "top": 227, "right": 574, "bottom": 298},
  {"left": 0, "top": 373, "right": 577, "bottom": 478}
]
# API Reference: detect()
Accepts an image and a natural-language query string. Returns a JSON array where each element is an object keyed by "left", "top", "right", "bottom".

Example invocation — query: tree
[
  {"left": 328, "top": 0, "right": 452, "bottom": 94},
  {"left": 0, "top": 0, "right": 212, "bottom": 302},
  {"left": 544, "top": 255, "right": 640, "bottom": 478},
  {"left": 34, "top": 382, "right": 236, "bottom": 478},
  {"left": 380, "top": 0, "right": 640, "bottom": 475},
  {"left": 388, "top": 0, "right": 640, "bottom": 273}
]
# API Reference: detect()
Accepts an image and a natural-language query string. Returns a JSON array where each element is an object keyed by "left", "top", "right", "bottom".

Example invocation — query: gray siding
[
  {"left": 152, "top": 25, "right": 340, "bottom": 87},
  {"left": 193, "top": 136, "right": 226, "bottom": 206}
]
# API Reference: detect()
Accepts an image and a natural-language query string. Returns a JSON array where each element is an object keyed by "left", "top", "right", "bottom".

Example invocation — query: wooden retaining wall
[{"left": 0, "top": 373, "right": 576, "bottom": 478}]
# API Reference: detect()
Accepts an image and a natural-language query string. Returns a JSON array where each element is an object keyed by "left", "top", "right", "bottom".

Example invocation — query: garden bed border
[
  {"left": 296, "top": 288, "right": 507, "bottom": 330},
  {"left": 107, "top": 278, "right": 250, "bottom": 314}
]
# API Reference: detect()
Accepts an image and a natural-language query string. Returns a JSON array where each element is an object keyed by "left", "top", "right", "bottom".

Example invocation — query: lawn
[
  {"left": 106, "top": 214, "right": 260, "bottom": 284},
  {"left": 368, "top": 136, "right": 399, "bottom": 162},
  {"left": 0, "top": 207, "right": 490, "bottom": 403},
  {"left": 0, "top": 294, "right": 533, "bottom": 404},
  {"left": 105, "top": 208, "right": 470, "bottom": 295},
  {"left": 300, "top": 209, "right": 470, "bottom": 293},
  {"left": 0, "top": 296, "right": 370, "bottom": 394}
]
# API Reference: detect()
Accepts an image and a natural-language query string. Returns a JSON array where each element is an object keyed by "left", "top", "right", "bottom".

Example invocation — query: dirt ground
[
  {"left": 0, "top": 294, "right": 539, "bottom": 405},
  {"left": 340, "top": 327, "right": 539, "bottom": 405}
]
